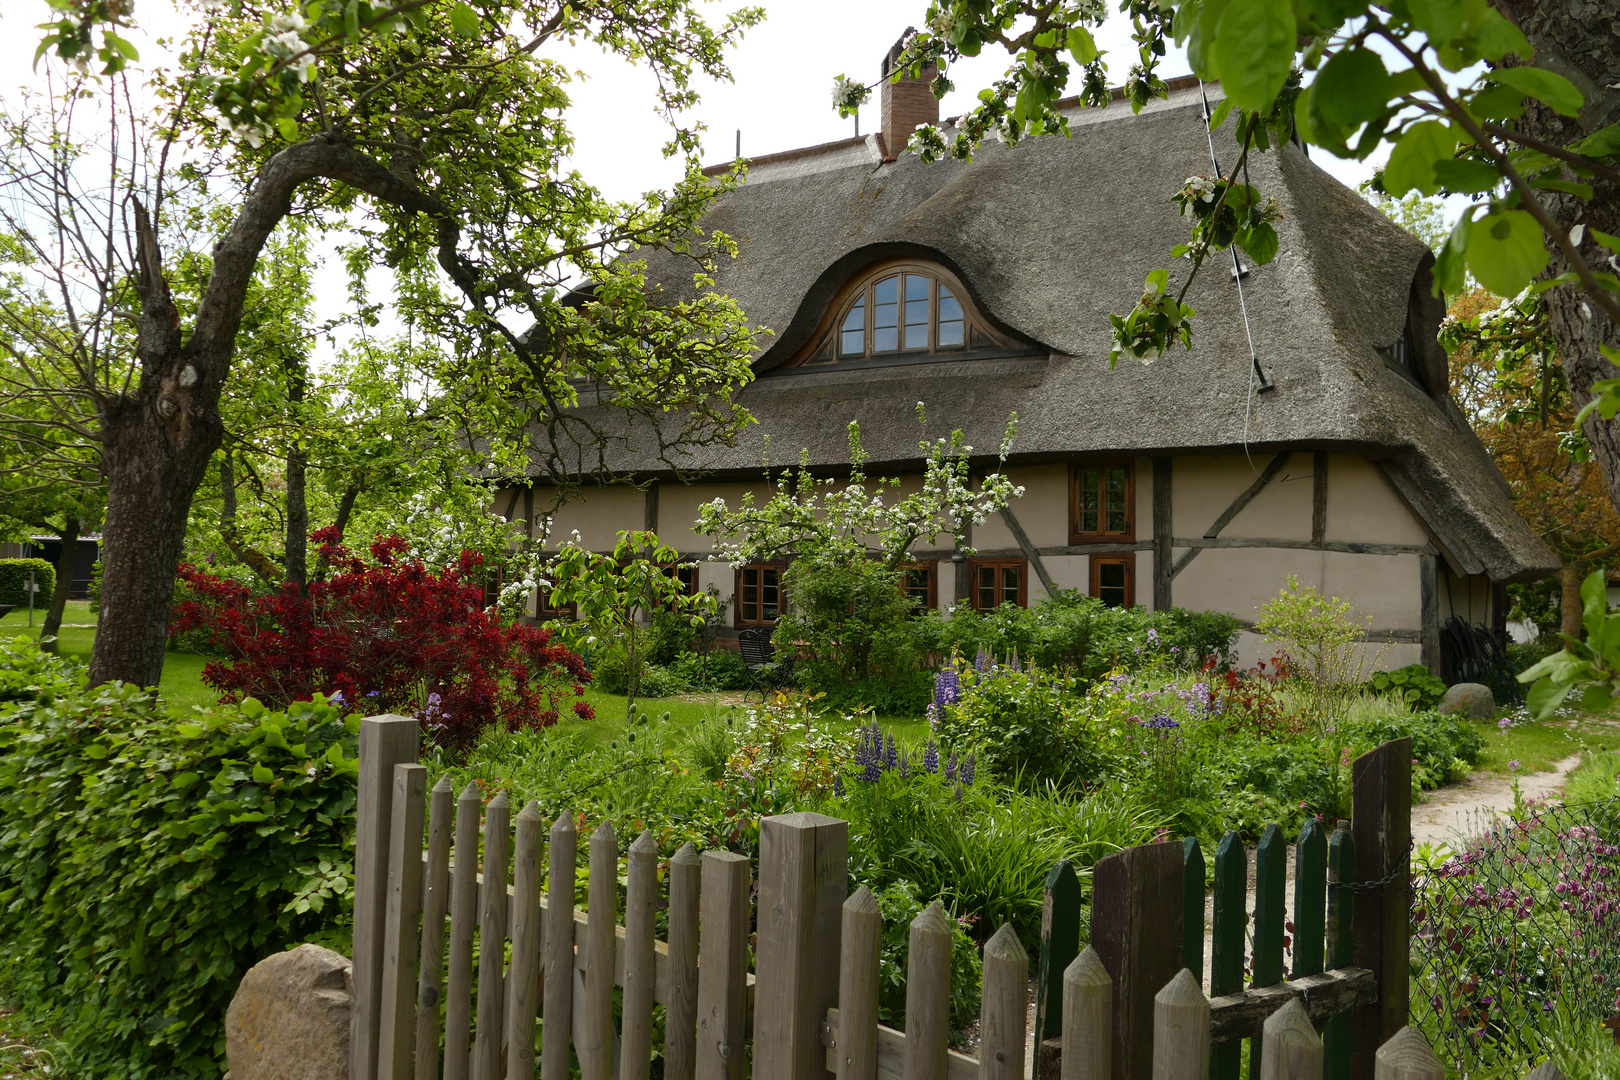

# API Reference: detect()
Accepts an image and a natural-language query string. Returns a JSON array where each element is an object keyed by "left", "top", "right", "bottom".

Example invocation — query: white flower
[
  {"left": 270, "top": 11, "right": 309, "bottom": 33},
  {"left": 831, "top": 76, "right": 869, "bottom": 112},
  {"left": 928, "top": 7, "right": 960, "bottom": 37},
  {"left": 263, "top": 28, "right": 305, "bottom": 58}
]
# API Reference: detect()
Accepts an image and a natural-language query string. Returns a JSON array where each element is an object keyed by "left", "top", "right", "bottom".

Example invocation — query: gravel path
[{"left": 1409, "top": 754, "right": 1582, "bottom": 851}]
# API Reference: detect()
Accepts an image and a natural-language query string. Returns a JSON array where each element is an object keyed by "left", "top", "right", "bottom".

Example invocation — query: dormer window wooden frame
[{"left": 786, "top": 259, "right": 1029, "bottom": 368}]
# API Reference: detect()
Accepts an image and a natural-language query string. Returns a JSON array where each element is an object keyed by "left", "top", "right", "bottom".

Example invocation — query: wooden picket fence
[{"left": 341, "top": 721, "right": 1511, "bottom": 1080}]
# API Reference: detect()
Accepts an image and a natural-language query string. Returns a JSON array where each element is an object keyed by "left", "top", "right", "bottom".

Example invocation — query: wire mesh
[{"left": 1410, "top": 798, "right": 1620, "bottom": 1071}]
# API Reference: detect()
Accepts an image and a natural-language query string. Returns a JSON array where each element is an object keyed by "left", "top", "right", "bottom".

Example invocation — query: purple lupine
[
  {"left": 945, "top": 750, "right": 959, "bottom": 781},
  {"left": 961, "top": 753, "right": 976, "bottom": 786},
  {"left": 884, "top": 733, "right": 898, "bottom": 769},
  {"left": 952, "top": 782, "right": 964, "bottom": 803},
  {"left": 934, "top": 666, "right": 962, "bottom": 707},
  {"left": 925, "top": 703, "right": 941, "bottom": 731},
  {"left": 1007, "top": 649, "right": 1021, "bottom": 673},
  {"left": 923, "top": 739, "right": 940, "bottom": 773},
  {"left": 832, "top": 774, "right": 846, "bottom": 797},
  {"left": 975, "top": 646, "right": 992, "bottom": 673},
  {"left": 898, "top": 749, "right": 912, "bottom": 779}
]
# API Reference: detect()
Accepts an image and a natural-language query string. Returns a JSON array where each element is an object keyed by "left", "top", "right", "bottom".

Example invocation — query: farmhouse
[{"left": 496, "top": 35, "right": 1558, "bottom": 675}]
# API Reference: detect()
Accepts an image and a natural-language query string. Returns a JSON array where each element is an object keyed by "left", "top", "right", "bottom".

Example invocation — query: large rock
[
  {"left": 226, "top": 943, "right": 352, "bottom": 1080},
  {"left": 1438, "top": 682, "right": 1495, "bottom": 719}
]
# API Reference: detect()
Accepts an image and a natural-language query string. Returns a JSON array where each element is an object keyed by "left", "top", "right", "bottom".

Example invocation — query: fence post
[
  {"left": 1259, "top": 999, "right": 1320, "bottom": 1080},
  {"left": 1151, "top": 969, "right": 1209, "bottom": 1080},
  {"left": 1372, "top": 1028, "right": 1443, "bottom": 1080},
  {"left": 1351, "top": 739, "right": 1412, "bottom": 1080},
  {"left": 1061, "top": 947, "right": 1111, "bottom": 1080},
  {"left": 903, "top": 902, "right": 952, "bottom": 1080},
  {"left": 664, "top": 843, "right": 703, "bottom": 1080},
  {"left": 753, "top": 812, "right": 848, "bottom": 1080},
  {"left": 1090, "top": 843, "right": 1185, "bottom": 1080},
  {"left": 353, "top": 715, "right": 422, "bottom": 1080},
  {"left": 1035, "top": 859, "right": 1082, "bottom": 1080},
  {"left": 415, "top": 776, "right": 455, "bottom": 1080},
  {"left": 981, "top": 924, "right": 1029, "bottom": 1080},
  {"left": 696, "top": 851, "right": 751, "bottom": 1080},
  {"left": 379, "top": 763, "right": 428, "bottom": 1080},
  {"left": 834, "top": 886, "right": 880, "bottom": 1080}
]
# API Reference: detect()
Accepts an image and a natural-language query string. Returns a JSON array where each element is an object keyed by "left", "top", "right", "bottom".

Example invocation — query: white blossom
[
  {"left": 831, "top": 75, "right": 869, "bottom": 112},
  {"left": 269, "top": 11, "right": 309, "bottom": 33}
]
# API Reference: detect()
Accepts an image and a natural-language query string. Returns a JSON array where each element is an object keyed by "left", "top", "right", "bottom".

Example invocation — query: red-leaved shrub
[{"left": 172, "top": 529, "right": 593, "bottom": 750}]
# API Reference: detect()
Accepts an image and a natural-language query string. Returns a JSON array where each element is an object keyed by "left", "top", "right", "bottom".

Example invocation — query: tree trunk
[
  {"left": 87, "top": 136, "right": 453, "bottom": 687},
  {"left": 39, "top": 517, "right": 79, "bottom": 655},
  {"left": 1492, "top": 0, "right": 1620, "bottom": 514},
  {"left": 284, "top": 357, "right": 308, "bottom": 589},
  {"left": 1560, "top": 561, "right": 1585, "bottom": 639}
]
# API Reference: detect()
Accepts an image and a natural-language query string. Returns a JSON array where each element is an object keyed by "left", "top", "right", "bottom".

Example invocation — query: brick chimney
[{"left": 880, "top": 29, "right": 938, "bottom": 162}]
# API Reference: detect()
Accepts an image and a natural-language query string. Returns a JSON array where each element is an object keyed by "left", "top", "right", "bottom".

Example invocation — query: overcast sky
[{"left": 3, "top": 0, "right": 1390, "bottom": 346}]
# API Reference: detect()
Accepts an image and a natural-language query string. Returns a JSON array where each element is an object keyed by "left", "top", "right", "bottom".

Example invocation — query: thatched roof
[{"left": 563, "top": 80, "right": 1557, "bottom": 584}]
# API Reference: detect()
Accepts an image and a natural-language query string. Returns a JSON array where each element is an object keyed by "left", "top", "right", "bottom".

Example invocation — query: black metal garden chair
[{"left": 737, "top": 626, "right": 789, "bottom": 702}]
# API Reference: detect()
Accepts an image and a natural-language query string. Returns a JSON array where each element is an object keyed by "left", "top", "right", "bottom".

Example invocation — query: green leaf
[
  {"left": 1066, "top": 26, "right": 1097, "bottom": 65},
  {"left": 1580, "top": 568, "right": 1608, "bottom": 642},
  {"left": 1212, "top": 0, "right": 1296, "bottom": 111},
  {"left": 1407, "top": 0, "right": 1488, "bottom": 47},
  {"left": 344, "top": 0, "right": 360, "bottom": 40},
  {"left": 1580, "top": 682, "right": 1614, "bottom": 713},
  {"left": 1570, "top": 123, "right": 1620, "bottom": 159},
  {"left": 1311, "top": 47, "right": 1390, "bottom": 128},
  {"left": 32, "top": 34, "right": 61, "bottom": 70},
  {"left": 81, "top": 743, "right": 108, "bottom": 760},
  {"left": 171, "top": 771, "right": 201, "bottom": 789},
  {"left": 1431, "top": 158, "right": 1499, "bottom": 194},
  {"left": 276, "top": 115, "right": 299, "bottom": 142},
  {"left": 1523, "top": 674, "right": 1575, "bottom": 720},
  {"left": 1237, "top": 221, "right": 1279, "bottom": 265},
  {"left": 448, "top": 1, "right": 480, "bottom": 37},
  {"left": 104, "top": 32, "right": 139, "bottom": 60},
  {"left": 1384, "top": 120, "right": 1458, "bottom": 196},
  {"left": 1465, "top": 209, "right": 1551, "bottom": 297},
  {"left": 1491, "top": 66, "right": 1584, "bottom": 118},
  {"left": 1207, "top": 96, "right": 1236, "bottom": 132},
  {"left": 252, "top": 763, "right": 274, "bottom": 783},
  {"left": 1467, "top": 8, "right": 1531, "bottom": 62}
]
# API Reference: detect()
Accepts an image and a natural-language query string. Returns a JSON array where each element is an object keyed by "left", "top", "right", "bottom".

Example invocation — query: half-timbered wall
[{"left": 494, "top": 450, "right": 1502, "bottom": 674}]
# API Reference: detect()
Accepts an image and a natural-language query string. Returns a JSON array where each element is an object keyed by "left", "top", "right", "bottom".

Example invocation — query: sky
[{"left": 1, "top": 0, "right": 1394, "bottom": 347}]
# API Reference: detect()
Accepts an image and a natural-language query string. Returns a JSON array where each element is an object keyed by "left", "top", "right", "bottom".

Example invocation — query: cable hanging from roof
[{"left": 1197, "top": 80, "right": 1276, "bottom": 478}]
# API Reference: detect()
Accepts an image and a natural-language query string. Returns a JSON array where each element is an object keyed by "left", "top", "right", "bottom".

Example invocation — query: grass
[
  {"left": 0, "top": 601, "right": 215, "bottom": 709},
  {"left": 1470, "top": 708, "right": 1620, "bottom": 775}
]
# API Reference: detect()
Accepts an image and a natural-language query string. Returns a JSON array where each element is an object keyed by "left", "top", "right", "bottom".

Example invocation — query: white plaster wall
[
  {"left": 540, "top": 486, "right": 644, "bottom": 550},
  {"left": 1233, "top": 630, "right": 1421, "bottom": 673},
  {"left": 1439, "top": 569, "right": 1494, "bottom": 625},
  {"left": 938, "top": 558, "right": 959, "bottom": 611},
  {"left": 1044, "top": 554, "right": 1089, "bottom": 596},
  {"left": 1173, "top": 455, "right": 1314, "bottom": 542},
  {"left": 1324, "top": 455, "right": 1429, "bottom": 545},
  {"left": 698, "top": 559, "right": 735, "bottom": 604},
  {"left": 1168, "top": 547, "right": 1421, "bottom": 632},
  {"left": 657, "top": 482, "right": 771, "bottom": 552}
]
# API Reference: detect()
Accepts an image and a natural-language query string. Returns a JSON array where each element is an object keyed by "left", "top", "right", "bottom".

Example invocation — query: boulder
[
  {"left": 226, "top": 943, "right": 352, "bottom": 1080},
  {"left": 1438, "top": 682, "right": 1495, "bottom": 719}
]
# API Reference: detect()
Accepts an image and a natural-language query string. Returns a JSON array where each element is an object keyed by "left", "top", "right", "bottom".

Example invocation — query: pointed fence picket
[{"left": 346, "top": 722, "right": 1441, "bottom": 1080}]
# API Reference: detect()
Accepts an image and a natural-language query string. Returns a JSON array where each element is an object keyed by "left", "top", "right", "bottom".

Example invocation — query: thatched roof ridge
[{"left": 564, "top": 82, "right": 1557, "bottom": 583}]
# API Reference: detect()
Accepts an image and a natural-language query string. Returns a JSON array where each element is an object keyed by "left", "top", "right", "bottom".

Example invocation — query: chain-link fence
[{"left": 1410, "top": 798, "right": 1620, "bottom": 1072}]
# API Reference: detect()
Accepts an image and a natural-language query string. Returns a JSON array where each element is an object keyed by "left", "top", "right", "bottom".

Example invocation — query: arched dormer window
[{"left": 787, "top": 259, "right": 1031, "bottom": 367}]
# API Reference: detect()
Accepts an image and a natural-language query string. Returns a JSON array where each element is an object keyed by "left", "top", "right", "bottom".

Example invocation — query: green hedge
[
  {"left": 0, "top": 558, "right": 55, "bottom": 609},
  {"left": 0, "top": 639, "right": 359, "bottom": 1078}
]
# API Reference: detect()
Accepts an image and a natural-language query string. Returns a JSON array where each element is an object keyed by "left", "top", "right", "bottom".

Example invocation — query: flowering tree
[
  {"left": 172, "top": 529, "right": 592, "bottom": 751},
  {"left": 698, "top": 410, "right": 1023, "bottom": 686},
  {"left": 546, "top": 530, "right": 715, "bottom": 718}
]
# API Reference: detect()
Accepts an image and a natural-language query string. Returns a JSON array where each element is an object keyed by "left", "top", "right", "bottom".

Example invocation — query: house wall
[{"left": 491, "top": 449, "right": 1460, "bottom": 672}]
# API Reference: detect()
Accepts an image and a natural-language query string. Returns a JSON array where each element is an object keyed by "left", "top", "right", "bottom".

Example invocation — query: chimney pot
[{"left": 880, "top": 28, "right": 939, "bottom": 163}]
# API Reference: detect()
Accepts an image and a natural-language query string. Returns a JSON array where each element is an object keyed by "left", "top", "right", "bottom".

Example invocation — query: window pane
[
  {"left": 1000, "top": 566, "right": 1020, "bottom": 604},
  {"left": 1105, "top": 467, "right": 1128, "bottom": 533},
  {"left": 841, "top": 297, "right": 866, "bottom": 357},
  {"left": 1080, "top": 469, "right": 1099, "bottom": 533},
  {"left": 873, "top": 276, "right": 899, "bottom": 352},
  {"left": 762, "top": 568, "right": 779, "bottom": 621},
  {"left": 977, "top": 565, "right": 995, "bottom": 610},
  {"left": 1098, "top": 561, "right": 1126, "bottom": 608},
  {"left": 937, "top": 286, "right": 964, "bottom": 348}
]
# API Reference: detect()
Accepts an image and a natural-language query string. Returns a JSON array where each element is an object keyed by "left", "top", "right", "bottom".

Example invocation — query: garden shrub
[
  {"left": 816, "top": 672, "right": 933, "bottom": 716},
  {"left": 931, "top": 664, "right": 1111, "bottom": 790},
  {"left": 925, "top": 591, "right": 1240, "bottom": 686},
  {"left": 172, "top": 530, "right": 592, "bottom": 751},
  {"left": 778, "top": 557, "right": 927, "bottom": 691},
  {"left": 668, "top": 648, "right": 750, "bottom": 692},
  {"left": 1366, "top": 663, "right": 1448, "bottom": 710},
  {"left": 874, "top": 879, "right": 982, "bottom": 1038},
  {"left": 0, "top": 558, "right": 55, "bottom": 610},
  {"left": 1342, "top": 710, "right": 1484, "bottom": 793},
  {"left": 0, "top": 639, "right": 359, "bottom": 1079},
  {"left": 0, "top": 632, "right": 83, "bottom": 703}
]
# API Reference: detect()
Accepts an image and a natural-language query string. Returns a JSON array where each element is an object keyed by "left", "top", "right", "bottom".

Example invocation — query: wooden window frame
[
  {"left": 535, "top": 586, "right": 577, "bottom": 622},
  {"left": 1090, "top": 553, "right": 1136, "bottom": 609},
  {"left": 735, "top": 562, "right": 787, "bottom": 627},
  {"left": 968, "top": 557, "right": 1028, "bottom": 612},
  {"left": 1069, "top": 460, "right": 1136, "bottom": 544},
  {"left": 786, "top": 258, "right": 1027, "bottom": 368},
  {"left": 901, "top": 561, "right": 938, "bottom": 614}
]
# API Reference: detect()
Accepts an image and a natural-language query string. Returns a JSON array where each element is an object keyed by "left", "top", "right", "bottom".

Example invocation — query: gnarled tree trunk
[{"left": 1493, "top": 0, "right": 1620, "bottom": 515}]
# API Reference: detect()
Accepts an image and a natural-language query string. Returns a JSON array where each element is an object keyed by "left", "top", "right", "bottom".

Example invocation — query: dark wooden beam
[
  {"left": 1170, "top": 452, "right": 1292, "bottom": 580},
  {"left": 644, "top": 482, "right": 660, "bottom": 535},
  {"left": 523, "top": 487, "right": 534, "bottom": 542},
  {"left": 1420, "top": 552, "right": 1440, "bottom": 674},
  {"left": 999, "top": 506, "right": 1059, "bottom": 598},
  {"left": 1152, "top": 458, "right": 1172, "bottom": 610},
  {"left": 1171, "top": 537, "right": 1432, "bottom": 557},
  {"left": 1312, "top": 451, "right": 1328, "bottom": 546}
]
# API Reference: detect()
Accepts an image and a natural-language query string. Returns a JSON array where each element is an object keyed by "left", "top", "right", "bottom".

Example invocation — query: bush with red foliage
[{"left": 172, "top": 529, "right": 594, "bottom": 751}]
